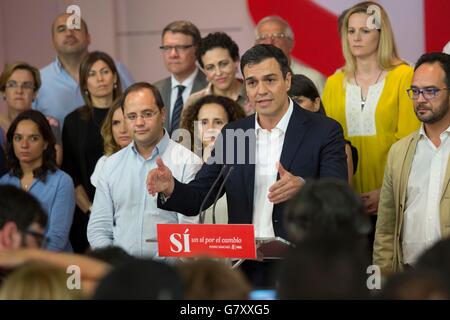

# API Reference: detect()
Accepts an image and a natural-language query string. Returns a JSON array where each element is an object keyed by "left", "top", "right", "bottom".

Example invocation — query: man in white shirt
[
  {"left": 146, "top": 44, "right": 347, "bottom": 286},
  {"left": 153, "top": 20, "right": 207, "bottom": 134},
  {"left": 87, "top": 82, "right": 201, "bottom": 258},
  {"left": 374, "top": 52, "right": 450, "bottom": 276},
  {"left": 254, "top": 16, "right": 326, "bottom": 93}
]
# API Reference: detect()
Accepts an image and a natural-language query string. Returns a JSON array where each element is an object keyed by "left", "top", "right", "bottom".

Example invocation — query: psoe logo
[
  {"left": 66, "top": 5, "right": 81, "bottom": 30},
  {"left": 169, "top": 228, "right": 191, "bottom": 253}
]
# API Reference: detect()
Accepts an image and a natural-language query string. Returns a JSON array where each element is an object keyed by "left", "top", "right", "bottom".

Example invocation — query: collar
[
  {"left": 255, "top": 98, "right": 293, "bottom": 134},
  {"left": 171, "top": 68, "right": 199, "bottom": 90},
  {"left": 419, "top": 123, "right": 450, "bottom": 139},
  {"left": 131, "top": 129, "right": 170, "bottom": 160}
]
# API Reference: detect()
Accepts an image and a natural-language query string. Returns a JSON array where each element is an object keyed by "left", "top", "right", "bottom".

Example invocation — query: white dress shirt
[
  {"left": 169, "top": 68, "right": 199, "bottom": 123},
  {"left": 403, "top": 124, "right": 450, "bottom": 265},
  {"left": 252, "top": 99, "right": 294, "bottom": 237}
]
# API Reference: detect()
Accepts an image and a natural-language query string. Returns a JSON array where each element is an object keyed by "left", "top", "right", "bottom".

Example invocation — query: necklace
[{"left": 354, "top": 69, "right": 384, "bottom": 110}]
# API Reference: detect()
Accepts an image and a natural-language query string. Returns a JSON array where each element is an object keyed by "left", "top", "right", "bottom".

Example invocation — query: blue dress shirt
[{"left": 0, "top": 169, "right": 75, "bottom": 252}]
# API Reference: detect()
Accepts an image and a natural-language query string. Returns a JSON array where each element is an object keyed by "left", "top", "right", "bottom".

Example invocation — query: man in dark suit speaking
[{"left": 147, "top": 44, "right": 347, "bottom": 284}]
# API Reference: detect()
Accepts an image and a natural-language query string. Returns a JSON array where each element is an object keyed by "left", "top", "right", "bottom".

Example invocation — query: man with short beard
[
  {"left": 33, "top": 13, "right": 133, "bottom": 129},
  {"left": 374, "top": 52, "right": 450, "bottom": 276}
]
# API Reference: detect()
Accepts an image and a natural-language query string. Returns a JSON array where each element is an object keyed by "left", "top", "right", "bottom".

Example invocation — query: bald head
[{"left": 51, "top": 13, "right": 90, "bottom": 57}]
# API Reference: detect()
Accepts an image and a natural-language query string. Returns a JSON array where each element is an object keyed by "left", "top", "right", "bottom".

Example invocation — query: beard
[{"left": 414, "top": 96, "right": 450, "bottom": 124}]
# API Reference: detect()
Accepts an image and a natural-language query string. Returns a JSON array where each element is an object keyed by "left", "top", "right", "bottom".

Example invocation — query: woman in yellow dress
[{"left": 322, "top": 1, "right": 420, "bottom": 215}]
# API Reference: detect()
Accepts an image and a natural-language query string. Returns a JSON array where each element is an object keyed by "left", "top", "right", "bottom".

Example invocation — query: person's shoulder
[
  {"left": 392, "top": 130, "right": 418, "bottom": 150},
  {"left": 64, "top": 106, "right": 85, "bottom": 123},
  {"left": 223, "top": 114, "right": 254, "bottom": 130},
  {"left": 51, "top": 169, "right": 73, "bottom": 182},
  {"left": 389, "top": 63, "right": 414, "bottom": 76},
  {"left": 39, "top": 60, "right": 58, "bottom": 78},
  {"left": 153, "top": 77, "right": 170, "bottom": 89},
  {"left": 0, "top": 172, "right": 13, "bottom": 184}
]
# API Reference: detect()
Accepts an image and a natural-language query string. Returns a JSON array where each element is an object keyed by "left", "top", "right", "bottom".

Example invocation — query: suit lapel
[
  {"left": 191, "top": 70, "right": 207, "bottom": 93},
  {"left": 397, "top": 133, "right": 419, "bottom": 230},
  {"left": 279, "top": 105, "right": 309, "bottom": 173},
  {"left": 241, "top": 115, "right": 256, "bottom": 210},
  {"left": 162, "top": 78, "right": 171, "bottom": 130}
]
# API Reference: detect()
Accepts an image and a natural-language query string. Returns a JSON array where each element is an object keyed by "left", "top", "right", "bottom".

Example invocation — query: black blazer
[{"left": 159, "top": 103, "right": 348, "bottom": 238}]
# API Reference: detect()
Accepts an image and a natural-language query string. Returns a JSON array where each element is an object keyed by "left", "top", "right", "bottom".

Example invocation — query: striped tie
[{"left": 170, "top": 85, "right": 185, "bottom": 134}]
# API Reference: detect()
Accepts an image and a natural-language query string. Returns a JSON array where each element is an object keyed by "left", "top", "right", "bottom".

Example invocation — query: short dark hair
[
  {"left": 179, "top": 95, "right": 246, "bottom": 152},
  {"left": 120, "top": 82, "right": 165, "bottom": 111},
  {"left": 85, "top": 246, "right": 137, "bottom": 267},
  {"left": 288, "top": 74, "right": 325, "bottom": 114},
  {"left": 240, "top": 44, "right": 291, "bottom": 78},
  {"left": 6, "top": 110, "right": 57, "bottom": 181},
  {"left": 284, "top": 178, "right": 371, "bottom": 243},
  {"left": 196, "top": 32, "right": 240, "bottom": 68},
  {"left": 415, "top": 52, "right": 450, "bottom": 87},
  {"left": 0, "top": 185, "right": 47, "bottom": 231},
  {"left": 277, "top": 236, "right": 370, "bottom": 299},
  {"left": 162, "top": 20, "right": 201, "bottom": 47}
]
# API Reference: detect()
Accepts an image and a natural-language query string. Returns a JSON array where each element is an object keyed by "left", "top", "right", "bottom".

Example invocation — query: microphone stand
[
  {"left": 211, "top": 166, "right": 234, "bottom": 224},
  {"left": 198, "top": 164, "right": 227, "bottom": 224}
]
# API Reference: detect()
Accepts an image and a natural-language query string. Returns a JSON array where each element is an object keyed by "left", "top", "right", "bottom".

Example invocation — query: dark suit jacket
[
  {"left": 159, "top": 103, "right": 348, "bottom": 238},
  {"left": 153, "top": 70, "right": 208, "bottom": 132}
]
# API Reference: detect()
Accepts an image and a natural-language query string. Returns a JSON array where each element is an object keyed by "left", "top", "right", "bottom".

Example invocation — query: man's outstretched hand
[{"left": 146, "top": 157, "right": 175, "bottom": 197}]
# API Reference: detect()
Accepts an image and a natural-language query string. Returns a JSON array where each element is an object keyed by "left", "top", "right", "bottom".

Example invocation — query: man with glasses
[
  {"left": 255, "top": 16, "right": 325, "bottom": 93},
  {"left": 154, "top": 20, "right": 208, "bottom": 134},
  {"left": 374, "top": 52, "right": 450, "bottom": 276},
  {"left": 87, "top": 82, "right": 202, "bottom": 258}
]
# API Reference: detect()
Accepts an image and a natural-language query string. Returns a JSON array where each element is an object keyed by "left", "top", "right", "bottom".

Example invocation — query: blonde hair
[
  {"left": 0, "top": 263, "right": 81, "bottom": 300},
  {"left": 100, "top": 98, "right": 124, "bottom": 156},
  {"left": 340, "top": 1, "right": 405, "bottom": 75}
]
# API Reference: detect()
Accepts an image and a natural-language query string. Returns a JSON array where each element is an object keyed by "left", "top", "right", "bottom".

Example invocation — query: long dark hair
[
  {"left": 288, "top": 74, "right": 326, "bottom": 115},
  {"left": 79, "top": 51, "right": 122, "bottom": 121},
  {"left": 6, "top": 110, "right": 57, "bottom": 181}
]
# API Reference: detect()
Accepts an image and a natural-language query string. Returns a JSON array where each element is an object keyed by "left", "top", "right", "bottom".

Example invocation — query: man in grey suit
[{"left": 154, "top": 20, "right": 208, "bottom": 134}]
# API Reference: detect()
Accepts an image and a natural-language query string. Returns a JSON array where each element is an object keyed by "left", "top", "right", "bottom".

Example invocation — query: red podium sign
[{"left": 157, "top": 224, "right": 256, "bottom": 259}]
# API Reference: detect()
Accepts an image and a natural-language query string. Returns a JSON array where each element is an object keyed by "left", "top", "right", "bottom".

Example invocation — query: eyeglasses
[
  {"left": 159, "top": 45, "right": 194, "bottom": 53},
  {"left": 126, "top": 110, "right": 159, "bottom": 121},
  {"left": 407, "top": 87, "right": 449, "bottom": 100},
  {"left": 23, "top": 229, "right": 50, "bottom": 249},
  {"left": 256, "top": 33, "right": 292, "bottom": 42},
  {"left": 5, "top": 81, "right": 35, "bottom": 91}
]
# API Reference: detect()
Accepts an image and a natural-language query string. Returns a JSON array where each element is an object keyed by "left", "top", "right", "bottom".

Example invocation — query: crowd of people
[{"left": 0, "top": 1, "right": 450, "bottom": 299}]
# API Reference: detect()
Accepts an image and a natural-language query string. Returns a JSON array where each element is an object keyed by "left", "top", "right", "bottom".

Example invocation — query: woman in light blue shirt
[{"left": 0, "top": 110, "right": 75, "bottom": 252}]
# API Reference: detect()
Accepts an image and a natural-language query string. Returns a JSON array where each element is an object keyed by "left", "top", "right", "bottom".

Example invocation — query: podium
[{"left": 232, "top": 237, "right": 294, "bottom": 268}]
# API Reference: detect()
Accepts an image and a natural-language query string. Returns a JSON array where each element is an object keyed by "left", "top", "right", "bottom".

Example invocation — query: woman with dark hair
[
  {"left": 62, "top": 51, "right": 122, "bottom": 253},
  {"left": 288, "top": 74, "right": 325, "bottom": 114},
  {"left": 0, "top": 110, "right": 75, "bottom": 252},
  {"left": 288, "top": 74, "right": 357, "bottom": 186},
  {"left": 180, "top": 95, "right": 245, "bottom": 223},
  {"left": 185, "top": 32, "right": 252, "bottom": 115}
]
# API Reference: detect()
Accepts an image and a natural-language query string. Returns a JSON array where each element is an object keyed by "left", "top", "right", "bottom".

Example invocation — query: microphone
[
  {"left": 212, "top": 166, "right": 234, "bottom": 224},
  {"left": 198, "top": 164, "right": 228, "bottom": 224}
]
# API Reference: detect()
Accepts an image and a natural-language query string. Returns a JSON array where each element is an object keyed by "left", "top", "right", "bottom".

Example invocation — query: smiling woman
[{"left": 62, "top": 51, "right": 123, "bottom": 253}]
